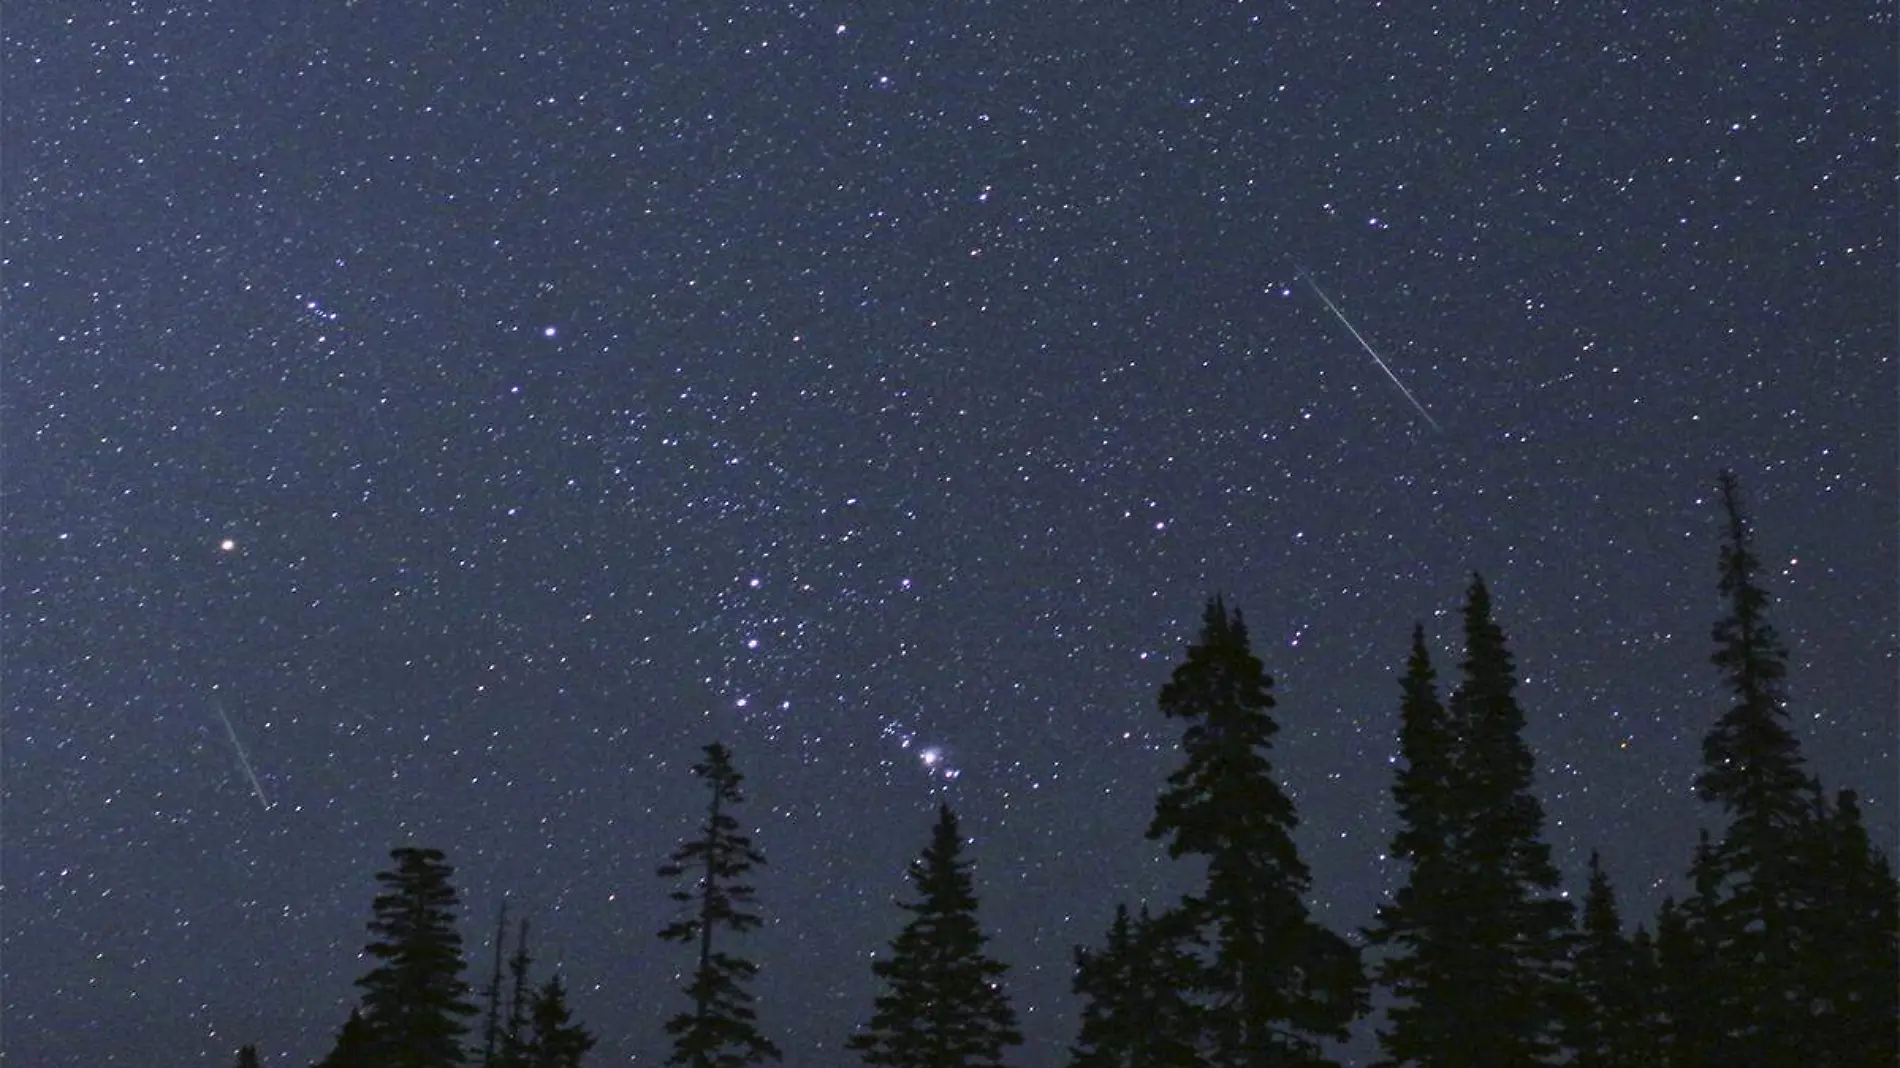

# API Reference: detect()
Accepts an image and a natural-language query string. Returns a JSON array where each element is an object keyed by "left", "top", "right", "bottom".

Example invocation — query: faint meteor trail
[
  {"left": 213, "top": 701, "right": 272, "bottom": 812},
  {"left": 1299, "top": 271, "right": 1443, "bottom": 432}
]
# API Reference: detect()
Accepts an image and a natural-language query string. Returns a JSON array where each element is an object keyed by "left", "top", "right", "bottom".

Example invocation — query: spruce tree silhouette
[
  {"left": 1146, "top": 597, "right": 1366, "bottom": 1068},
  {"left": 1070, "top": 903, "right": 1200, "bottom": 1068},
  {"left": 657, "top": 742, "right": 781, "bottom": 1068},
  {"left": 1440, "top": 577, "right": 1573, "bottom": 1064},
  {"left": 1366, "top": 582, "right": 1572, "bottom": 1066},
  {"left": 1364, "top": 625, "right": 1465, "bottom": 1065},
  {"left": 1676, "top": 471, "right": 1897, "bottom": 1065},
  {"left": 480, "top": 901, "right": 511, "bottom": 1068},
  {"left": 848, "top": 804, "right": 1023, "bottom": 1068},
  {"left": 1566, "top": 850, "right": 1661, "bottom": 1067},
  {"left": 315, "top": 1008, "right": 378, "bottom": 1068},
  {"left": 349, "top": 847, "right": 481, "bottom": 1068},
  {"left": 525, "top": 974, "right": 598, "bottom": 1068},
  {"left": 1801, "top": 788, "right": 1900, "bottom": 1066}
]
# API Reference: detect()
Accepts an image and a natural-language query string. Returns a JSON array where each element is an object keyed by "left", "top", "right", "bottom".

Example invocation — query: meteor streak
[
  {"left": 214, "top": 701, "right": 272, "bottom": 812},
  {"left": 1299, "top": 271, "right": 1442, "bottom": 432}
]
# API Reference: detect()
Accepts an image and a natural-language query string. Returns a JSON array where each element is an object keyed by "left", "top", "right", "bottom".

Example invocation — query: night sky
[{"left": 6, "top": 4, "right": 1894, "bottom": 1066}]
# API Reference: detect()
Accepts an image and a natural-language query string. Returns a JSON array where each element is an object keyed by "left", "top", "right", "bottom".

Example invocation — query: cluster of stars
[{"left": 6, "top": 5, "right": 1890, "bottom": 1068}]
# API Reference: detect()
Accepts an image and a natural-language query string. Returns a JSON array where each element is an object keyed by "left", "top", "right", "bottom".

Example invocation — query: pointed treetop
[
  {"left": 849, "top": 803, "right": 1022, "bottom": 1068},
  {"left": 1582, "top": 850, "right": 1623, "bottom": 937},
  {"left": 1457, "top": 574, "right": 1515, "bottom": 691},
  {"left": 1697, "top": 469, "right": 1807, "bottom": 823},
  {"left": 1710, "top": 469, "right": 1790, "bottom": 702}
]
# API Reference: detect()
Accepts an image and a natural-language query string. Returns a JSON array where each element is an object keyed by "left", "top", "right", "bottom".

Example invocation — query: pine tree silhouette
[
  {"left": 525, "top": 974, "right": 598, "bottom": 1068},
  {"left": 233, "top": 1043, "right": 263, "bottom": 1068},
  {"left": 657, "top": 742, "right": 781, "bottom": 1068},
  {"left": 1364, "top": 625, "right": 1466, "bottom": 1065},
  {"left": 315, "top": 1009, "right": 379, "bottom": 1068},
  {"left": 1798, "top": 788, "right": 1899, "bottom": 1067},
  {"left": 1566, "top": 851, "right": 1660, "bottom": 1067},
  {"left": 1145, "top": 597, "right": 1367, "bottom": 1067},
  {"left": 481, "top": 900, "right": 511, "bottom": 1068},
  {"left": 848, "top": 804, "right": 1023, "bottom": 1068},
  {"left": 501, "top": 917, "right": 533, "bottom": 1068},
  {"left": 1677, "top": 471, "right": 1898, "bottom": 1064},
  {"left": 1366, "top": 581, "right": 1572, "bottom": 1066},
  {"left": 351, "top": 846, "right": 481, "bottom": 1068},
  {"left": 1070, "top": 903, "right": 1200, "bottom": 1068},
  {"left": 1446, "top": 577, "right": 1574, "bottom": 1063},
  {"left": 1653, "top": 892, "right": 1716, "bottom": 1068}
]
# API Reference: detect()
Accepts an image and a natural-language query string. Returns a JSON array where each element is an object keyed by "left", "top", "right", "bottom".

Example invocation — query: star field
[{"left": 5, "top": 5, "right": 1894, "bottom": 1066}]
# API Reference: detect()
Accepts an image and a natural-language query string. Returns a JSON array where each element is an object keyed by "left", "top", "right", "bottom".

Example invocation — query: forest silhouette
[{"left": 236, "top": 473, "right": 1895, "bottom": 1068}]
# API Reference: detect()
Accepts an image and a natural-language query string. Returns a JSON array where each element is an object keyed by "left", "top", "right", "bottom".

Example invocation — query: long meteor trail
[
  {"left": 1300, "top": 272, "right": 1442, "bottom": 432},
  {"left": 214, "top": 701, "right": 272, "bottom": 812}
]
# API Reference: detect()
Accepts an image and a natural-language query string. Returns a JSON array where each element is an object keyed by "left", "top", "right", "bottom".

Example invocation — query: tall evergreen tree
[
  {"left": 1366, "top": 580, "right": 1572, "bottom": 1066},
  {"left": 525, "top": 974, "right": 598, "bottom": 1068},
  {"left": 353, "top": 846, "right": 481, "bottom": 1068},
  {"left": 1625, "top": 926, "right": 1666, "bottom": 1056},
  {"left": 481, "top": 900, "right": 511, "bottom": 1068},
  {"left": 657, "top": 742, "right": 781, "bottom": 1068},
  {"left": 848, "top": 804, "right": 1023, "bottom": 1068},
  {"left": 504, "top": 918, "right": 534, "bottom": 1066},
  {"left": 233, "top": 1043, "right": 263, "bottom": 1068},
  {"left": 1696, "top": 471, "right": 1810, "bottom": 825},
  {"left": 1678, "top": 471, "right": 1898, "bottom": 1064},
  {"left": 1070, "top": 903, "right": 1200, "bottom": 1068},
  {"left": 1681, "top": 469, "right": 1813, "bottom": 1064},
  {"left": 1145, "top": 598, "right": 1367, "bottom": 1067},
  {"left": 1566, "top": 851, "right": 1659, "bottom": 1067},
  {"left": 1439, "top": 576, "right": 1573, "bottom": 1064},
  {"left": 1799, "top": 788, "right": 1899, "bottom": 1067},
  {"left": 1654, "top": 848, "right": 1723, "bottom": 1068},
  {"left": 1363, "top": 625, "right": 1465, "bottom": 1065}
]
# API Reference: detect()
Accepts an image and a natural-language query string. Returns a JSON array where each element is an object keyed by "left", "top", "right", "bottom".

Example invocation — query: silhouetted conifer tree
[
  {"left": 352, "top": 846, "right": 480, "bottom": 1068},
  {"left": 1626, "top": 926, "right": 1666, "bottom": 1052},
  {"left": 1441, "top": 577, "right": 1573, "bottom": 1063},
  {"left": 1146, "top": 598, "right": 1367, "bottom": 1067},
  {"left": 1653, "top": 893, "right": 1715, "bottom": 1068},
  {"left": 1566, "top": 851, "right": 1660, "bottom": 1067},
  {"left": 500, "top": 917, "right": 533, "bottom": 1068},
  {"left": 233, "top": 1043, "right": 262, "bottom": 1068},
  {"left": 1800, "top": 788, "right": 1899, "bottom": 1067},
  {"left": 481, "top": 900, "right": 511, "bottom": 1068},
  {"left": 657, "top": 742, "right": 781, "bottom": 1068},
  {"left": 1367, "top": 581, "right": 1572, "bottom": 1065},
  {"left": 848, "top": 804, "right": 1023, "bottom": 1068},
  {"left": 1364, "top": 625, "right": 1466, "bottom": 1065},
  {"left": 1673, "top": 471, "right": 1899, "bottom": 1064},
  {"left": 1683, "top": 470, "right": 1818, "bottom": 1064},
  {"left": 316, "top": 1008, "right": 379, "bottom": 1068},
  {"left": 1070, "top": 903, "right": 1200, "bottom": 1068},
  {"left": 525, "top": 974, "right": 598, "bottom": 1068}
]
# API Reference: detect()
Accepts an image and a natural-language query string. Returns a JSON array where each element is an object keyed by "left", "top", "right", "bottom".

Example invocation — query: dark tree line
[
  {"left": 307, "top": 848, "right": 593, "bottom": 1068},
  {"left": 1066, "top": 471, "right": 1893, "bottom": 1068},
  {"left": 224, "top": 472, "right": 1894, "bottom": 1068}
]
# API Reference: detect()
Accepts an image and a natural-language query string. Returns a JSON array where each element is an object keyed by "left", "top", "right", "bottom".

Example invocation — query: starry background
[{"left": 5, "top": 3, "right": 1894, "bottom": 1066}]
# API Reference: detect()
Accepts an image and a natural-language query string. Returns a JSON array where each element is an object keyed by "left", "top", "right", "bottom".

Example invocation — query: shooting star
[
  {"left": 1299, "top": 271, "right": 1442, "bottom": 432},
  {"left": 213, "top": 701, "right": 273, "bottom": 812}
]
